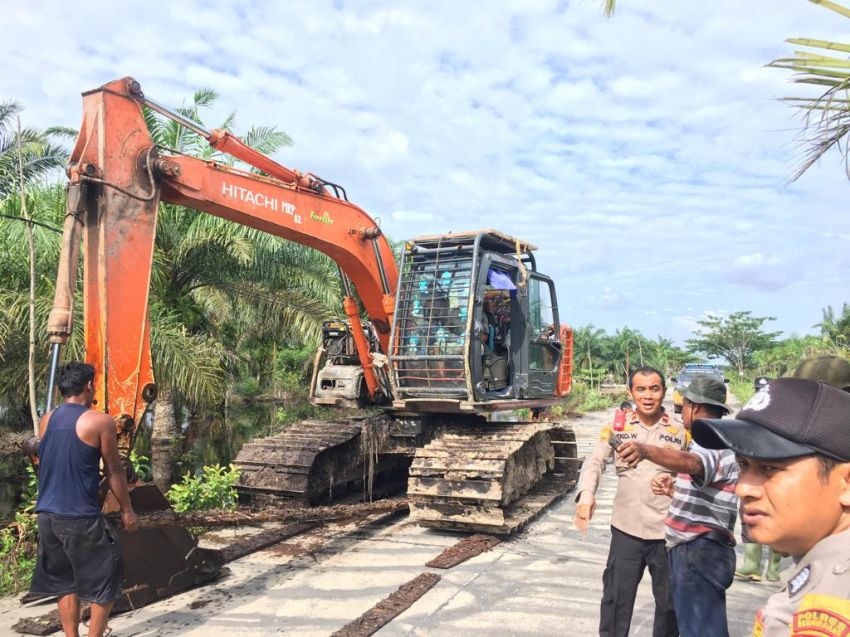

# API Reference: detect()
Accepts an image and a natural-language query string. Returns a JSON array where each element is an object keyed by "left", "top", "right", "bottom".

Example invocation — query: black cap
[{"left": 692, "top": 378, "right": 850, "bottom": 462}]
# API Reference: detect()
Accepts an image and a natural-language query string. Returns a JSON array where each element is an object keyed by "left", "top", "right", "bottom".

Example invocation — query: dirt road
[{"left": 1, "top": 392, "right": 781, "bottom": 636}]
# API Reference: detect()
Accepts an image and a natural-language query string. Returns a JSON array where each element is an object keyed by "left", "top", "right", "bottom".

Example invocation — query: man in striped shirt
[{"left": 618, "top": 376, "right": 738, "bottom": 637}]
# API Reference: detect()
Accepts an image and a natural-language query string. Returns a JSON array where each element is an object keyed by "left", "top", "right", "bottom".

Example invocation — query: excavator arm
[{"left": 47, "top": 77, "right": 397, "bottom": 451}]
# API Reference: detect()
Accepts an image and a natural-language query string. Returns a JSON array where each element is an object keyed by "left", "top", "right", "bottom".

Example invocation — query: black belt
[{"left": 701, "top": 529, "right": 735, "bottom": 548}]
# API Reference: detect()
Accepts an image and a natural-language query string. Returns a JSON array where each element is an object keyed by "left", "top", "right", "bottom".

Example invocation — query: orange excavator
[{"left": 43, "top": 77, "right": 579, "bottom": 601}]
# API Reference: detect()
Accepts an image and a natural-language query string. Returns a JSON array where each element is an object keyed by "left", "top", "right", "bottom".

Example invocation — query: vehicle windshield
[{"left": 678, "top": 370, "right": 721, "bottom": 383}]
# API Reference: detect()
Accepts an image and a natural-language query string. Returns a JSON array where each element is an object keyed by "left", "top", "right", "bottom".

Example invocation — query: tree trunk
[
  {"left": 151, "top": 387, "right": 180, "bottom": 491},
  {"left": 17, "top": 117, "right": 38, "bottom": 435}
]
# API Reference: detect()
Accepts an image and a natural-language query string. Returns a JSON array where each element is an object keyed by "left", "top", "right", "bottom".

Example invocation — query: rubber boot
[
  {"left": 765, "top": 549, "right": 782, "bottom": 582},
  {"left": 735, "top": 543, "right": 764, "bottom": 581}
]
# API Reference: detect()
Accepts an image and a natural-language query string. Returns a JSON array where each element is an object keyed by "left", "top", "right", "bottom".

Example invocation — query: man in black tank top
[{"left": 29, "top": 362, "right": 138, "bottom": 637}]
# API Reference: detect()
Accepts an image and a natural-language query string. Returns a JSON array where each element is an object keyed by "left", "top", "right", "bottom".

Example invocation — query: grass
[
  {"left": 566, "top": 382, "right": 629, "bottom": 414},
  {"left": 727, "top": 376, "right": 756, "bottom": 405}
]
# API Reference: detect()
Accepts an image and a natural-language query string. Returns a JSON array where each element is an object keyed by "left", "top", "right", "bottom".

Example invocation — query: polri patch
[
  {"left": 789, "top": 566, "right": 810, "bottom": 596},
  {"left": 792, "top": 594, "right": 850, "bottom": 637}
]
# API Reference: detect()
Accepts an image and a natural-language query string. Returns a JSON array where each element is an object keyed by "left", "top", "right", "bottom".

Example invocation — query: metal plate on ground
[
  {"left": 331, "top": 572, "right": 441, "bottom": 637},
  {"left": 426, "top": 534, "right": 502, "bottom": 569}
]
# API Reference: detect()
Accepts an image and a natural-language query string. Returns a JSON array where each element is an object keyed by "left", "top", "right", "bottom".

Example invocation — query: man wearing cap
[
  {"left": 574, "top": 367, "right": 684, "bottom": 637},
  {"left": 693, "top": 378, "right": 850, "bottom": 637},
  {"left": 618, "top": 376, "right": 738, "bottom": 637}
]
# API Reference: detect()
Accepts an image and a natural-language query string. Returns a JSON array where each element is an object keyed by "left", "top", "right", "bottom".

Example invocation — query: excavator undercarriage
[{"left": 235, "top": 412, "right": 579, "bottom": 535}]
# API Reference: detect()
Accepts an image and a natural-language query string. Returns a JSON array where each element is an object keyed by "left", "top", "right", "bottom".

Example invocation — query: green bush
[
  {"left": 566, "top": 382, "right": 620, "bottom": 413},
  {"left": 166, "top": 464, "right": 241, "bottom": 513},
  {"left": 19, "top": 465, "right": 38, "bottom": 513},
  {"left": 0, "top": 512, "right": 37, "bottom": 596},
  {"left": 129, "top": 451, "right": 152, "bottom": 482},
  {"left": 582, "top": 389, "right": 616, "bottom": 412}
]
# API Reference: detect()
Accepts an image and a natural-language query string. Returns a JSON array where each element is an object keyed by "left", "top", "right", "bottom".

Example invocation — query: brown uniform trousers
[
  {"left": 751, "top": 528, "right": 850, "bottom": 637},
  {"left": 576, "top": 411, "right": 688, "bottom": 637}
]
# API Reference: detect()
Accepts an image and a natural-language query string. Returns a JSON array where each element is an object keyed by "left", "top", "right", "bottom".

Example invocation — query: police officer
[
  {"left": 693, "top": 378, "right": 850, "bottom": 637},
  {"left": 574, "top": 366, "right": 685, "bottom": 637}
]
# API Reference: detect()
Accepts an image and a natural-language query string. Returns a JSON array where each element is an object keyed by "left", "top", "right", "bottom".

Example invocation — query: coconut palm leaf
[
  {"left": 809, "top": 0, "right": 850, "bottom": 19},
  {"left": 768, "top": 1, "right": 850, "bottom": 179},
  {"left": 149, "top": 305, "right": 232, "bottom": 406},
  {"left": 241, "top": 126, "right": 293, "bottom": 155}
]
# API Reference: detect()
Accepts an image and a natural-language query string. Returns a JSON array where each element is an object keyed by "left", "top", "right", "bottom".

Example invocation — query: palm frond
[
  {"left": 769, "top": 3, "right": 850, "bottom": 180},
  {"left": 787, "top": 37, "right": 850, "bottom": 52},
  {"left": 808, "top": 0, "right": 850, "bottom": 19},
  {"left": 44, "top": 126, "right": 78, "bottom": 139},
  {"left": 149, "top": 306, "right": 231, "bottom": 406},
  {"left": 0, "top": 100, "right": 22, "bottom": 135},
  {"left": 241, "top": 126, "right": 293, "bottom": 155},
  {"left": 192, "top": 88, "right": 219, "bottom": 110}
]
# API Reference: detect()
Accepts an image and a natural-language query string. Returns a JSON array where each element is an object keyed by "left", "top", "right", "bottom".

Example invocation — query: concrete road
[{"left": 1, "top": 396, "right": 784, "bottom": 636}]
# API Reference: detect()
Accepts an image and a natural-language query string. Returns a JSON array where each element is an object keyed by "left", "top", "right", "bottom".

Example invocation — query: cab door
[{"left": 525, "top": 274, "right": 561, "bottom": 398}]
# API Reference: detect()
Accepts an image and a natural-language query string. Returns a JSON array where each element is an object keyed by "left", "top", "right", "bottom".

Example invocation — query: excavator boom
[{"left": 48, "top": 77, "right": 397, "bottom": 448}]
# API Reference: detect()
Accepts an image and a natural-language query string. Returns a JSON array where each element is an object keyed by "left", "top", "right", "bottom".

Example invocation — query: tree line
[{"left": 572, "top": 308, "right": 849, "bottom": 387}]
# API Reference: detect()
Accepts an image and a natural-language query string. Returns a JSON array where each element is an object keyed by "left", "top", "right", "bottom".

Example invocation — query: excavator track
[
  {"left": 234, "top": 419, "right": 366, "bottom": 505},
  {"left": 407, "top": 422, "right": 580, "bottom": 535}
]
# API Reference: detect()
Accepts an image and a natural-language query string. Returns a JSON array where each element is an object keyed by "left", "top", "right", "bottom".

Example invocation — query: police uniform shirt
[
  {"left": 576, "top": 411, "right": 688, "bottom": 540},
  {"left": 753, "top": 527, "right": 850, "bottom": 637}
]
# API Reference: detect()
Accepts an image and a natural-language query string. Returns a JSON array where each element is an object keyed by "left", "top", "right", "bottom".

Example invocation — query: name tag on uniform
[{"left": 789, "top": 566, "right": 810, "bottom": 596}]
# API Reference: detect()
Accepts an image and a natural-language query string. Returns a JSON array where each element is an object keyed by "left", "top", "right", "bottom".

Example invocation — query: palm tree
[
  {"left": 0, "top": 101, "right": 72, "bottom": 199},
  {"left": 573, "top": 324, "right": 607, "bottom": 387},
  {"left": 602, "top": 0, "right": 616, "bottom": 17},
  {"left": 0, "top": 185, "right": 91, "bottom": 434},
  {"left": 815, "top": 303, "right": 850, "bottom": 352},
  {"left": 613, "top": 327, "right": 642, "bottom": 383}
]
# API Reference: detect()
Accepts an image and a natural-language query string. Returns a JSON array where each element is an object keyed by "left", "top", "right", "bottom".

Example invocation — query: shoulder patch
[
  {"left": 792, "top": 593, "right": 850, "bottom": 637},
  {"left": 789, "top": 566, "right": 811, "bottom": 596},
  {"left": 600, "top": 427, "right": 612, "bottom": 441}
]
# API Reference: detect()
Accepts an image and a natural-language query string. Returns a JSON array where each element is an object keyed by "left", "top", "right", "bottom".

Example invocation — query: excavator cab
[{"left": 390, "top": 230, "right": 564, "bottom": 409}]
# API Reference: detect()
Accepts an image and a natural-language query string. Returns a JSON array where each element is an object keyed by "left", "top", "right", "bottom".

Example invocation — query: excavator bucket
[{"left": 104, "top": 484, "right": 223, "bottom": 608}]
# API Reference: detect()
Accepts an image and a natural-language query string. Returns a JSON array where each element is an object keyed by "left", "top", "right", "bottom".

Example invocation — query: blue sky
[{"left": 3, "top": 0, "right": 849, "bottom": 345}]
